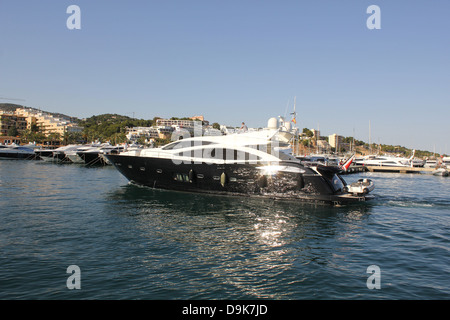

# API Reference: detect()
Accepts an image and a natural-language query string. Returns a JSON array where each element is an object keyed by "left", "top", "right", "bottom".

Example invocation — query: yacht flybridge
[{"left": 105, "top": 118, "right": 375, "bottom": 205}]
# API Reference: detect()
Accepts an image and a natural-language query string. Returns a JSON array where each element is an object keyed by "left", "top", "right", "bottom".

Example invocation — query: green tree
[
  {"left": 301, "top": 138, "right": 310, "bottom": 146},
  {"left": 7, "top": 125, "right": 19, "bottom": 137},
  {"left": 302, "top": 128, "right": 314, "bottom": 138}
]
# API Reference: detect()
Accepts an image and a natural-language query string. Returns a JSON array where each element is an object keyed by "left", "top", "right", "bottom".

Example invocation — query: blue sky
[{"left": 1, "top": 1, "right": 449, "bottom": 152}]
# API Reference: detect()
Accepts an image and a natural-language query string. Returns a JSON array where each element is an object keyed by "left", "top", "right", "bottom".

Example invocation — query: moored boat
[
  {"left": 432, "top": 168, "right": 449, "bottom": 177},
  {"left": 0, "top": 144, "right": 35, "bottom": 160},
  {"left": 77, "top": 144, "right": 124, "bottom": 166}
]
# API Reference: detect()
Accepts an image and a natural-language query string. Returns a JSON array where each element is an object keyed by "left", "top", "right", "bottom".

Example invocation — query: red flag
[{"left": 341, "top": 155, "right": 355, "bottom": 171}]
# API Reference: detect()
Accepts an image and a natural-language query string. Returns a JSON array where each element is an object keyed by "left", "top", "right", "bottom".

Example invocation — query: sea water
[{"left": 0, "top": 160, "right": 449, "bottom": 299}]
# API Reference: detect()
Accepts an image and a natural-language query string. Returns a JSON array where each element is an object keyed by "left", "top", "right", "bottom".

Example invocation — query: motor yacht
[
  {"left": 0, "top": 144, "right": 35, "bottom": 160},
  {"left": 105, "top": 118, "right": 375, "bottom": 205},
  {"left": 356, "top": 151, "right": 421, "bottom": 167},
  {"left": 77, "top": 143, "right": 124, "bottom": 166}
]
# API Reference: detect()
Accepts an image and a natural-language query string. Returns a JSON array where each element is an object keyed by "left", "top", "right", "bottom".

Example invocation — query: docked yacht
[
  {"left": 105, "top": 118, "right": 375, "bottom": 205},
  {"left": 0, "top": 144, "right": 35, "bottom": 159},
  {"left": 65, "top": 143, "right": 102, "bottom": 164},
  {"left": 77, "top": 143, "right": 124, "bottom": 166},
  {"left": 355, "top": 150, "right": 422, "bottom": 167}
]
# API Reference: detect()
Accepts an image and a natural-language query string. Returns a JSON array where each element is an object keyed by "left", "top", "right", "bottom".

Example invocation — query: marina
[
  {"left": 2, "top": 116, "right": 448, "bottom": 207},
  {"left": 1, "top": 0, "right": 449, "bottom": 305},
  {"left": 0, "top": 159, "right": 449, "bottom": 300}
]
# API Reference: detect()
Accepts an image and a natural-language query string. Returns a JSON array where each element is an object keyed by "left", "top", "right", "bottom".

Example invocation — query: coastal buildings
[
  {"left": 328, "top": 133, "right": 343, "bottom": 149},
  {"left": 126, "top": 116, "right": 209, "bottom": 143},
  {"left": 15, "top": 107, "right": 82, "bottom": 137},
  {"left": 126, "top": 126, "right": 162, "bottom": 142},
  {"left": 155, "top": 117, "right": 206, "bottom": 131},
  {"left": 0, "top": 107, "right": 82, "bottom": 146},
  {"left": 0, "top": 112, "right": 28, "bottom": 135}
]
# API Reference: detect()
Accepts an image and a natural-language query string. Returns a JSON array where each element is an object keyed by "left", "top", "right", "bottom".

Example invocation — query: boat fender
[
  {"left": 220, "top": 172, "right": 227, "bottom": 187},
  {"left": 188, "top": 169, "right": 195, "bottom": 183}
]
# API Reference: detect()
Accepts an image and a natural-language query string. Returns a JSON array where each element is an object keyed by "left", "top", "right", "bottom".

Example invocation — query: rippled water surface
[{"left": 0, "top": 160, "right": 449, "bottom": 299}]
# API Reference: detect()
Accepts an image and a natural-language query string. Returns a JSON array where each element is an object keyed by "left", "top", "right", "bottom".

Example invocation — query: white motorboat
[
  {"left": 356, "top": 150, "right": 421, "bottom": 167},
  {"left": 345, "top": 178, "right": 375, "bottom": 195},
  {"left": 0, "top": 144, "right": 35, "bottom": 160},
  {"left": 432, "top": 168, "right": 449, "bottom": 177}
]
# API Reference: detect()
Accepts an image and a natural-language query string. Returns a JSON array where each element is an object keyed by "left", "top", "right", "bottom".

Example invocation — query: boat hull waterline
[{"left": 106, "top": 154, "right": 374, "bottom": 205}]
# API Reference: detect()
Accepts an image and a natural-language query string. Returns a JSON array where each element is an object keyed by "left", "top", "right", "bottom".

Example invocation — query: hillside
[
  {"left": 78, "top": 114, "right": 154, "bottom": 143},
  {"left": 0, "top": 103, "right": 23, "bottom": 112},
  {"left": 0, "top": 103, "right": 79, "bottom": 123}
]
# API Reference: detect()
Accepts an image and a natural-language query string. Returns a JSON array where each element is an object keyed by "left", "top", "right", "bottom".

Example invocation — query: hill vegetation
[
  {"left": 78, "top": 114, "right": 155, "bottom": 143},
  {"left": 0, "top": 103, "right": 23, "bottom": 112}
]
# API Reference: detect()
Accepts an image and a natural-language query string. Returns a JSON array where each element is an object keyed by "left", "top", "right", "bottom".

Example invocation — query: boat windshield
[{"left": 331, "top": 174, "right": 345, "bottom": 192}]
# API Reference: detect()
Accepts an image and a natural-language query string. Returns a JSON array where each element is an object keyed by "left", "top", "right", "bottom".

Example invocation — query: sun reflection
[{"left": 253, "top": 213, "right": 291, "bottom": 247}]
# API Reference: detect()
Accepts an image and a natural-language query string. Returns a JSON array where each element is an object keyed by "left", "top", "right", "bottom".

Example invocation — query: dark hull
[
  {"left": 35, "top": 150, "right": 53, "bottom": 158},
  {"left": 106, "top": 154, "right": 373, "bottom": 205},
  {"left": 54, "top": 152, "right": 72, "bottom": 163},
  {"left": 77, "top": 151, "right": 108, "bottom": 166},
  {"left": 0, "top": 151, "right": 35, "bottom": 160}
]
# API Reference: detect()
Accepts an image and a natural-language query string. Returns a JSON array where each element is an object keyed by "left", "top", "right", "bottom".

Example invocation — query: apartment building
[
  {"left": 0, "top": 112, "right": 28, "bottom": 135},
  {"left": 328, "top": 133, "right": 343, "bottom": 149},
  {"left": 16, "top": 107, "right": 82, "bottom": 137}
]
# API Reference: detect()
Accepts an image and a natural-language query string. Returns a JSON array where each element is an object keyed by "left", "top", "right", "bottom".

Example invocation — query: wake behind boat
[{"left": 105, "top": 118, "right": 375, "bottom": 205}]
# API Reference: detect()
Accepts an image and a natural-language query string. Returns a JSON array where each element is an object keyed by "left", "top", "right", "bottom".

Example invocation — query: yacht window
[
  {"left": 164, "top": 140, "right": 214, "bottom": 150},
  {"left": 163, "top": 140, "right": 189, "bottom": 150},
  {"left": 163, "top": 141, "right": 181, "bottom": 150},
  {"left": 173, "top": 172, "right": 191, "bottom": 182},
  {"left": 203, "top": 148, "right": 219, "bottom": 159},
  {"left": 276, "top": 151, "right": 296, "bottom": 161}
]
